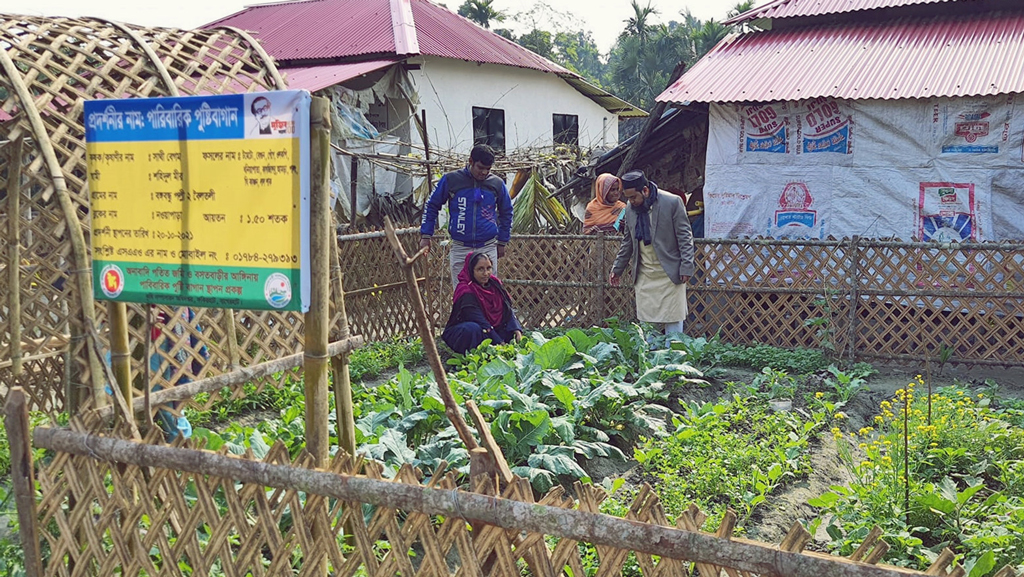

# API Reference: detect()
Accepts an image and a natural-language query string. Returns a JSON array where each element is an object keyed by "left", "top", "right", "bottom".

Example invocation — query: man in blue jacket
[{"left": 420, "top": 144, "right": 513, "bottom": 285}]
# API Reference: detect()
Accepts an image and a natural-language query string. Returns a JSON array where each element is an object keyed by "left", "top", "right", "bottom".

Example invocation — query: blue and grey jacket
[{"left": 420, "top": 167, "right": 513, "bottom": 247}]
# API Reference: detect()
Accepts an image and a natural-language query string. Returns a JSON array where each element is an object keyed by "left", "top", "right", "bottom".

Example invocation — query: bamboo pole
[
  {"left": 344, "top": 277, "right": 425, "bottom": 298},
  {"left": 222, "top": 310, "right": 240, "bottom": 370},
  {"left": 0, "top": 49, "right": 107, "bottom": 409},
  {"left": 617, "top": 61, "right": 686, "bottom": 177},
  {"left": 0, "top": 350, "right": 63, "bottom": 371},
  {"left": 305, "top": 96, "right": 332, "bottom": 471},
  {"left": 90, "top": 335, "right": 364, "bottom": 420},
  {"left": 7, "top": 136, "right": 23, "bottom": 377},
  {"left": 326, "top": 102, "right": 356, "bottom": 457},
  {"left": 329, "top": 236, "right": 356, "bottom": 457},
  {"left": 35, "top": 425, "right": 948, "bottom": 577},
  {"left": 383, "top": 216, "right": 479, "bottom": 451},
  {"left": 349, "top": 155, "right": 358, "bottom": 230},
  {"left": 845, "top": 236, "right": 862, "bottom": 362},
  {"left": 421, "top": 109, "right": 433, "bottom": 194},
  {"left": 306, "top": 95, "right": 332, "bottom": 577},
  {"left": 4, "top": 388, "right": 44, "bottom": 577},
  {"left": 466, "top": 400, "right": 513, "bottom": 484},
  {"left": 336, "top": 226, "right": 419, "bottom": 241},
  {"left": 107, "top": 301, "right": 133, "bottom": 424}
]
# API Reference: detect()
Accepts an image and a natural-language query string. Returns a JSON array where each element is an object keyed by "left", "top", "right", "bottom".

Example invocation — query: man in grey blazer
[{"left": 609, "top": 170, "right": 695, "bottom": 335}]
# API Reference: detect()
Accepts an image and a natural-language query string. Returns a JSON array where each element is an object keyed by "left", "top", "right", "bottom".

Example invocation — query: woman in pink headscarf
[
  {"left": 583, "top": 173, "right": 626, "bottom": 234},
  {"left": 442, "top": 252, "right": 523, "bottom": 353}
]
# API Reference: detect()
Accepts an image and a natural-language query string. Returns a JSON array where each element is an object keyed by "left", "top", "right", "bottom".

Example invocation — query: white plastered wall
[{"left": 408, "top": 56, "right": 617, "bottom": 155}]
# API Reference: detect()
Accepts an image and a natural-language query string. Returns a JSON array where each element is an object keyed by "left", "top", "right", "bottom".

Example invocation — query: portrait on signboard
[{"left": 246, "top": 94, "right": 296, "bottom": 137}]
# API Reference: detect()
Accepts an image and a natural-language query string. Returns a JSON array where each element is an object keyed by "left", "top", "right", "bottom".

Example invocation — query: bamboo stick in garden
[
  {"left": 329, "top": 233, "right": 356, "bottom": 457},
  {"left": 4, "top": 388, "right": 44, "bottom": 577},
  {"left": 466, "top": 400, "right": 513, "bottom": 484},
  {"left": 383, "top": 216, "right": 480, "bottom": 451},
  {"left": 90, "top": 335, "right": 363, "bottom": 420},
  {"left": 7, "top": 136, "right": 23, "bottom": 378}
]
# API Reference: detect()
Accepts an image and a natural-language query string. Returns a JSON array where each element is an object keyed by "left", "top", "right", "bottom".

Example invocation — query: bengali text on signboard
[{"left": 84, "top": 91, "right": 311, "bottom": 311}]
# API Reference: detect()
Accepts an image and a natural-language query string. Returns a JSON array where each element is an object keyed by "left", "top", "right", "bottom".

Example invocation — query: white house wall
[
  {"left": 408, "top": 56, "right": 617, "bottom": 155},
  {"left": 703, "top": 96, "right": 1024, "bottom": 241}
]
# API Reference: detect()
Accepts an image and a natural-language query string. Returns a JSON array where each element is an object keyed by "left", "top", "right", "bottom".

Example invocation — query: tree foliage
[
  {"left": 456, "top": 0, "right": 757, "bottom": 111},
  {"left": 457, "top": 0, "right": 506, "bottom": 28}
]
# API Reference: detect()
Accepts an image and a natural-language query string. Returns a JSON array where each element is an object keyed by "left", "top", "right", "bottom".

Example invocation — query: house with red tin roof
[
  {"left": 208, "top": 0, "right": 643, "bottom": 157},
  {"left": 656, "top": 0, "right": 1024, "bottom": 241}
]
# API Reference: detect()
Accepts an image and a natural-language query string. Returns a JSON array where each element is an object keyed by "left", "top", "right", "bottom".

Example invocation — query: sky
[{"left": 2, "top": 0, "right": 744, "bottom": 53}]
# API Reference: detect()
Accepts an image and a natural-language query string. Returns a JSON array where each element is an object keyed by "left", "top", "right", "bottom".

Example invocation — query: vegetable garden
[
  {"left": 3, "top": 12, "right": 1023, "bottom": 577},
  {"left": 6, "top": 325, "right": 1021, "bottom": 576}
]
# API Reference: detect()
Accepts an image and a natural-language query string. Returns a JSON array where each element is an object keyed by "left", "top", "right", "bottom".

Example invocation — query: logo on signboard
[
  {"left": 100, "top": 264, "right": 125, "bottom": 298},
  {"left": 264, "top": 272, "right": 292, "bottom": 309}
]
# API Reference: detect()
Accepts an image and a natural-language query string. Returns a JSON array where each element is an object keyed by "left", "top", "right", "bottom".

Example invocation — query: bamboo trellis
[
  {"left": 0, "top": 13, "right": 293, "bottom": 415},
  {"left": 405, "top": 234, "right": 1024, "bottom": 367},
  {"left": 7, "top": 392, "right": 1007, "bottom": 577}
]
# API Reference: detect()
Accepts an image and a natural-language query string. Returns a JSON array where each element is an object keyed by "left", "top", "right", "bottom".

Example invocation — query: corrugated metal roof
[
  {"left": 282, "top": 60, "right": 397, "bottom": 92},
  {"left": 207, "top": 0, "right": 644, "bottom": 115},
  {"left": 207, "top": 0, "right": 567, "bottom": 72},
  {"left": 560, "top": 76, "right": 648, "bottom": 117},
  {"left": 411, "top": 0, "right": 570, "bottom": 73},
  {"left": 207, "top": 0, "right": 397, "bottom": 60},
  {"left": 658, "top": 11, "right": 1024, "bottom": 104},
  {"left": 725, "top": 0, "right": 963, "bottom": 24}
]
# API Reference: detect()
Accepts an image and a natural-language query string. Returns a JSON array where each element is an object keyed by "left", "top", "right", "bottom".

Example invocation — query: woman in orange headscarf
[{"left": 582, "top": 173, "right": 626, "bottom": 234}]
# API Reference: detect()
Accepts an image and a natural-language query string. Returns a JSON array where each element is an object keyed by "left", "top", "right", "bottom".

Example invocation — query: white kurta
[{"left": 634, "top": 241, "right": 688, "bottom": 323}]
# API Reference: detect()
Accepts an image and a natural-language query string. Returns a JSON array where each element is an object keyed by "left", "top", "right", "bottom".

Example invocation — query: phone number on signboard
[{"left": 230, "top": 252, "right": 299, "bottom": 264}]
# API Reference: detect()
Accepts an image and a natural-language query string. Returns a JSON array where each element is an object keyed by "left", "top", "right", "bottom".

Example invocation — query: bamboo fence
[
  {"left": 339, "top": 232, "right": 1024, "bottom": 367},
  {"left": 7, "top": 389, "right": 999, "bottom": 577},
  {"left": 0, "top": 13, "right": 296, "bottom": 415}
]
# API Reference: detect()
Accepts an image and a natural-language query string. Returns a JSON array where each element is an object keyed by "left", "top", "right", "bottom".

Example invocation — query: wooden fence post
[
  {"left": 7, "top": 137, "right": 24, "bottom": 378},
  {"left": 4, "top": 388, "right": 43, "bottom": 577},
  {"left": 845, "top": 236, "right": 862, "bottom": 362}
]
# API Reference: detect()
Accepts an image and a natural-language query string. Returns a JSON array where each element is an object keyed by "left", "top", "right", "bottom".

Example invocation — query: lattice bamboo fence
[
  {"left": 0, "top": 14, "right": 305, "bottom": 415},
  {"left": 3, "top": 13, "right": 1023, "bottom": 426},
  {"left": 12, "top": 412, "right": 978, "bottom": 577},
  {"left": 452, "top": 235, "right": 1024, "bottom": 367}
]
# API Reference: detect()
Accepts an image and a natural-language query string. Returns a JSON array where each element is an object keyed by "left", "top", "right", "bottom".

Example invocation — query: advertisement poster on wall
[
  {"left": 797, "top": 97, "right": 853, "bottom": 155},
  {"left": 84, "top": 90, "right": 311, "bottom": 311},
  {"left": 740, "top": 102, "right": 790, "bottom": 155},
  {"left": 917, "top": 182, "right": 977, "bottom": 242},
  {"left": 932, "top": 96, "right": 1014, "bottom": 156}
]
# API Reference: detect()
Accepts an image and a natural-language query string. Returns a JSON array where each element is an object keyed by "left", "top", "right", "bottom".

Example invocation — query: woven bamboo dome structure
[{"left": 0, "top": 14, "right": 286, "bottom": 413}]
